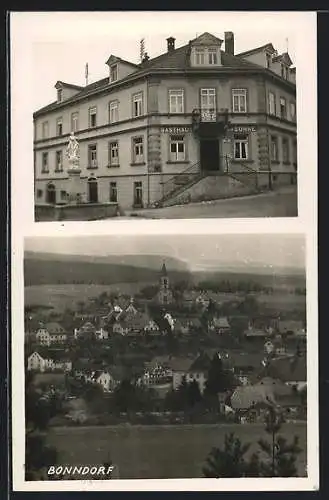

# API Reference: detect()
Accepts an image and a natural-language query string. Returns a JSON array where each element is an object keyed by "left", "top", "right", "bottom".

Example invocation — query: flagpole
[{"left": 85, "top": 63, "right": 89, "bottom": 86}]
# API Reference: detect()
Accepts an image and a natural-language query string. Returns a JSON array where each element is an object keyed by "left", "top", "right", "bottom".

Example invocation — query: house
[
  {"left": 27, "top": 351, "right": 72, "bottom": 372},
  {"left": 226, "top": 352, "right": 267, "bottom": 377},
  {"left": 195, "top": 292, "right": 210, "bottom": 309},
  {"left": 208, "top": 316, "right": 230, "bottom": 334},
  {"left": 244, "top": 325, "right": 268, "bottom": 340},
  {"left": 93, "top": 370, "right": 118, "bottom": 392},
  {"left": 124, "top": 298, "right": 139, "bottom": 315},
  {"left": 230, "top": 384, "right": 276, "bottom": 422},
  {"left": 144, "top": 319, "right": 160, "bottom": 334},
  {"left": 112, "top": 321, "right": 129, "bottom": 336},
  {"left": 173, "top": 319, "right": 190, "bottom": 335},
  {"left": 95, "top": 327, "right": 109, "bottom": 340},
  {"left": 264, "top": 340, "right": 275, "bottom": 355},
  {"left": 36, "top": 322, "right": 67, "bottom": 346},
  {"left": 74, "top": 321, "right": 96, "bottom": 340},
  {"left": 171, "top": 353, "right": 212, "bottom": 393},
  {"left": 277, "top": 320, "right": 305, "bottom": 337},
  {"left": 259, "top": 356, "right": 307, "bottom": 392}
]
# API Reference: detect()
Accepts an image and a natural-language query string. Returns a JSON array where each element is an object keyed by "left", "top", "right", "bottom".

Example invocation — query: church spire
[{"left": 161, "top": 260, "right": 167, "bottom": 276}]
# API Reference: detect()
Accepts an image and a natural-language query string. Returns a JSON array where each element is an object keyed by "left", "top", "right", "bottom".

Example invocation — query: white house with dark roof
[{"left": 34, "top": 31, "right": 297, "bottom": 213}]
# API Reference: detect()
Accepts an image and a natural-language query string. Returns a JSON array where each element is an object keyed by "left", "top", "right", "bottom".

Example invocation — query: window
[
  {"left": 170, "top": 134, "right": 186, "bottom": 162},
  {"left": 266, "top": 53, "right": 271, "bottom": 69},
  {"left": 290, "top": 102, "right": 296, "bottom": 121},
  {"left": 57, "top": 89, "right": 63, "bottom": 103},
  {"left": 282, "top": 137, "right": 290, "bottom": 163},
  {"left": 56, "top": 118, "right": 63, "bottom": 136},
  {"left": 89, "top": 107, "right": 97, "bottom": 128},
  {"left": 169, "top": 89, "right": 184, "bottom": 113},
  {"left": 71, "top": 112, "right": 79, "bottom": 132},
  {"left": 110, "top": 64, "right": 118, "bottom": 83},
  {"left": 269, "top": 92, "right": 276, "bottom": 115},
  {"left": 42, "top": 121, "right": 49, "bottom": 139},
  {"left": 270, "top": 136, "right": 279, "bottom": 161},
  {"left": 60, "top": 190, "right": 67, "bottom": 201},
  {"left": 200, "top": 88, "right": 216, "bottom": 121},
  {"left": 133, "top": 181, "right": 143, "bottom": 206},
  {"left": 37, "top": 189, "right": 43, "bottom": 198},
  {"left": 281, "top": 64, "right": 285, "bottom": 78},
  {"left": 195, "top": 48, "right": 205, "bottom": 65},
  {"left": 208, "top": 48, "right": 218, "bottom": 65},
  {"left": 109, "top": 141, "right": 119, "bottom": 166},
  {"left": 280, "top": 97, "right": 287, "bottom": 119},
  {"left": 234, "top": 134, "right": 249, "bottom": 160},
  {"left": 133, "top": 93, "right": 143, "bottom": 117},
  {"left": 42, "top": 152, "right": 49, "bottom": 172},
  {"left": 55, "top": 150, "right": 63, "bottom": 172},
  {"left": 109, "top": 182, "right": 117, "bottom": 202},
  {"left": 132, "top": 137, "right": 144, "bottom": 164},
  {"left": 232, "top": 89, "right": 247, "bottom": 113},
  {"left": 109, "top": 100, "right": 119, "bottom": 123},
  {"left": 88, "top": 144, "right": 98, "bottom": 168}
]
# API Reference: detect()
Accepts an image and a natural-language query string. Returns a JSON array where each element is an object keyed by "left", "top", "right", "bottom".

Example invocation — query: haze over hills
[{"left": 24, "top": 251, "right": 305, "bottom": 288}]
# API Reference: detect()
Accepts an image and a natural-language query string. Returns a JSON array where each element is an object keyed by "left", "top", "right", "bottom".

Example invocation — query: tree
[
  {"left": 204, "top": 354, "right": 237, "bottom": 397},
  {"left": 258, "top": 406, "right": 302, "bottom": 477},
  {"left": 203, "top": 433, "right": 251, "bottom": 478}
]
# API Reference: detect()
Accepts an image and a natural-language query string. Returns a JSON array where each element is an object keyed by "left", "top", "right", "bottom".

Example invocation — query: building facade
[{"left": 34, "top": 32, "right": 297, "bottom": 210}]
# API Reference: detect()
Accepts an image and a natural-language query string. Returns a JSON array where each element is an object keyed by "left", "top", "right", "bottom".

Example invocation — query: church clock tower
[{"left": 158, "top": 261, "right": 173, "bottom": 305}]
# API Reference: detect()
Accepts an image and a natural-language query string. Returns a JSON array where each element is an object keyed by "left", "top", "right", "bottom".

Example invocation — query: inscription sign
[
  {"left": 161, "top": 126, "right": 191, "bottom": 133},
  {"left": 200, "top": 110, "right": 216, "bottom": 122}
]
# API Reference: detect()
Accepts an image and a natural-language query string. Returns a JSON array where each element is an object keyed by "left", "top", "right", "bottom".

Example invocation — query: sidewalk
[{"left": 124, "top": 185, "right": 298, "bottom": 219}]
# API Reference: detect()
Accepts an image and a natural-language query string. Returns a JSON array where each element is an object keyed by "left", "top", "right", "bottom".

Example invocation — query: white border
[{"left": 10, "top": 10, "right": 318, "bottom": 492}]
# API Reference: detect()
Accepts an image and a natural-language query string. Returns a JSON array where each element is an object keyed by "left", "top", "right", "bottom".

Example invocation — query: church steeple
[
  {"left": 161, "top": 261, "right": 167, "bottom": 276},
  {"left": 158, "top": 260, "right": 173, "bottom": 305}
]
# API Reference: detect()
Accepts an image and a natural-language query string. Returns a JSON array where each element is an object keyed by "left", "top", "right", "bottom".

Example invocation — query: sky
[
  {"left": 9, "top": 11, "right": 309, "bottom": 111},
  {"left": 25, "top": 234, "right": 305, "bottom": 271}
]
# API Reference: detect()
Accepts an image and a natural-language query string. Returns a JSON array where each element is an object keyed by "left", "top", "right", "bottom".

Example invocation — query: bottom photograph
[{"left": 23, "top": 233, "right": 307, "bottom": 481}]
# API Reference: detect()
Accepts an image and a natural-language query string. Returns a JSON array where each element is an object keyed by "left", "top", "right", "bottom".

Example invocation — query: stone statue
[{"left": 66, "top": 132, "right": 80, "bottom": 167}]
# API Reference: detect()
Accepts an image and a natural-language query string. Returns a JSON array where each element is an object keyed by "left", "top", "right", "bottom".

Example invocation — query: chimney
[
  {"left": 166, "top": 37, "right": 176, "bottom": 52},
  {"left": 224, "top": 31, "right": 234, "bottom": 55}
]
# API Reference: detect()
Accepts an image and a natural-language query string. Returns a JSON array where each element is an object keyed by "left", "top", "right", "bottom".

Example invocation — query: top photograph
[{"left": 33, "top": 21, "right": 298, "bottom": 221}]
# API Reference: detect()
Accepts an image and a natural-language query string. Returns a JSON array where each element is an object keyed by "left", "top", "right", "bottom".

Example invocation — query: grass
[
  {"left": 46, "top": 422, "right": 307, "bottom": 479},
  {"left": 32, "top": 373, "right": 66, "bottom": 388},
  {"left": 25, "top": 283, "right": 153, "bottom": 312}
]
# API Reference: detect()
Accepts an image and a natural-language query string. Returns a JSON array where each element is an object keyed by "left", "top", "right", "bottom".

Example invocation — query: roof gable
[
  {"left": 192, "top": 32, "right": 223, "bottom": 46},
  {"left": 236, "top": 43, "right": 276, "bottom": 58},
  {"left": 272, "top": 52, "right": 293, "bottom": 66}
]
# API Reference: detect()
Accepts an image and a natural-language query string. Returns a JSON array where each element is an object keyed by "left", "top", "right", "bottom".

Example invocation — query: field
[
  {"left": 47, "top": 422, "right": 307, "bottom": 479},
  {"left": 25, "top": 283, "right": 153, "bottom": 312},
  {"left": 32, "top": 373, "right": 66, "bottom": 388}
]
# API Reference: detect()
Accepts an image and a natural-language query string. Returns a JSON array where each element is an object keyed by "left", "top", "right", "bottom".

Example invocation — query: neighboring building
[
  {"left": 27, "top": 351, "right": 72, "bottom": 372},
  {"left": 34, "top": 32, "right": 297, "bottom": 211},
  {"left": 156, "top": 262, "right": 173, "bottom": 305},
  {"left": 277, "top": 320, "right": 306, "bottom": 337},
  {"left": 171, "top": 353, "right": 212, "bottom": 393},
  {"left": 36, "top": 323, "right": 67, "bottom": 346},
  {"left": 208, "top": 316, "right": 230, "bottom": 334},
  {"left": 95, "top": 327, "right": 109, "bottom": 340},
  {"left": 93, "top": 370, "right": 119, "bottom": 392},
  {"left": 74, "top": 321, "right": 96, "bottom": 340}
]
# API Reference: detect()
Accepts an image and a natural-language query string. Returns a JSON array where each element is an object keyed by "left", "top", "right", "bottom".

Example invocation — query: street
[{"left": 124, "top": 186, "right": 298, "bottom": 219}]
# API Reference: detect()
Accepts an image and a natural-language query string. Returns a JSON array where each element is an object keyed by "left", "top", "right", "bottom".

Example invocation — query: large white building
[{"left": 34, "top": 31, "right": 297, "bottom": 211}]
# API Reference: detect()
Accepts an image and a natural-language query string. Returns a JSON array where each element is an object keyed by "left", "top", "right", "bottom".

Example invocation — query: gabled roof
[
  {"left": 44, "top": 322, "right": 65, "bottom": 334},
  {"left": 55, "top": 80, "right": 84, "bottom": 91},
  {"left": 272, "top": 52, "right": 293, "bottom": 66},
  {"left": 231, "top": 384, "right": 276, "bottom": 410},
  {"left": 236, "top": 43, "right": 276, "bottom": 58},
  {"left": 105, "top": 54, "right": 139, "bottom": 68},
  {"left": 212, "top": 316, "right": 230, "bottom": 328},
  {"left": 191, "top": 32, "right": 223, "bottom": 46}
]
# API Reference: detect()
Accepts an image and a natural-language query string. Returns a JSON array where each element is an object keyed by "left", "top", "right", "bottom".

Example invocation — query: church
[{"left": 156, "top": 262, "right": 173, "bottom": 306}]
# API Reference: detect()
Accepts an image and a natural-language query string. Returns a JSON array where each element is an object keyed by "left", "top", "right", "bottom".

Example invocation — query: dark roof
[
  {"left": 236, "top": 43, "right": 276, "bottom": 58},
  {"left": 55, "top": 80, "right": 84, "bottom": 91}
]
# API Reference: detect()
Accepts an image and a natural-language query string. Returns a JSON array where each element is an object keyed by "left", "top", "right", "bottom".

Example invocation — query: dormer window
[
  {"left": 57, "top": 88, "right": 63, "bottom": 103},
  {"left": 266, "top": 53, "right": 272, "bottom": 69},
  {"left": 208, "top": 48, "right": 218, "bottom": 65},
  {"left": 195, "top": 48, "right": 205, "bottom": 65},
  {"left": 110, "top": 64, "right": 118, "bottom": 83}
]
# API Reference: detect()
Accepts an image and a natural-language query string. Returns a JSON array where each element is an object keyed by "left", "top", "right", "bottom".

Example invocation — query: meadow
[{"left": 47, "top": 422, "right": 307, "bottom": 479}]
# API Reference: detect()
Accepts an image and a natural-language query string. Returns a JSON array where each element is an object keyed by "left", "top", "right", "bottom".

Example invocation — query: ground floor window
[
  {"left": 133, "top": 181, "right": 143, "bottom": 206},
  {"left": 270, "top": 136, "right": 279, "bottom": 162},
  {"left": 170, "top": 135, "right": 186, "bottom": 162},
  {"left": 60, "top": 190, "right": 67, "bottom": 201},
  {"left": 36, "top": 189, "right": 43, "bottom": 199},
  {"left": 109, "top": 182, "right": 117, "bottom": 203},
  {"left": 233, "top": 134, "right": 249, "bottom": 160},
  {"left": 282, "top": 137, "right": 290, "bottom": 163}
]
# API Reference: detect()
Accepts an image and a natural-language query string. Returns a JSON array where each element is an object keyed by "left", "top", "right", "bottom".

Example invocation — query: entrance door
[
  {"left": 200, "top": 138, "right": 220, "bottom": 172},
  {"left": 46, "top": 183, "right": 56, "bottom": 204},
  {"left": 88, "top": 178, "right": 98, "bottom": 203}
]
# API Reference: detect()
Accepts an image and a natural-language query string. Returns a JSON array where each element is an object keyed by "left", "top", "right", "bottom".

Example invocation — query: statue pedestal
[{"left": 67, "top": 168, "right": 85, "bottom": 204}]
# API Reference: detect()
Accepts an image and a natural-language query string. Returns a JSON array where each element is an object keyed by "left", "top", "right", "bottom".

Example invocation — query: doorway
[
  {"left": 88, "top": 177, "right": 98, "bottom": 203},
  {"left": 200, "top": 138, "right": 220, "bottom": 172},
  {"left": 46, "top": 183, "right": 56, "bottom": 204}
]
